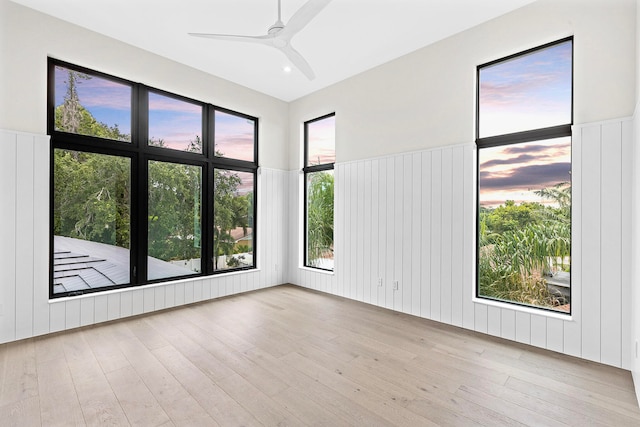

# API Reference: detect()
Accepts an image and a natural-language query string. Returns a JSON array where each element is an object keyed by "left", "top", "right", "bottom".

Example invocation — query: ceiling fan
[{"left": 189, "top": 0, "right": 332, "bottom": 80}]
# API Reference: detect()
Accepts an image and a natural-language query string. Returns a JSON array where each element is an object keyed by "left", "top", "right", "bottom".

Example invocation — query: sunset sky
[
  {"left": 478, "top": 40, "right": 572, "bottom": 208},
  {"left": 307, "top": 115, "right": 335, "bottom": 165}
]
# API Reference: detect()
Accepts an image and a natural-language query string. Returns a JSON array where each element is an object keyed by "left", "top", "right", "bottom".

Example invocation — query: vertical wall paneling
[
  {"left": 336, "top": 165, "right": 348, "bottom": 295},
  {"left": 515, "top": 312, "right": 531, "bottom": 345},
  {"left": 0, "top": 129, "right": 287, "bottom": 346},
  {"left": 385, "top": 158, "right": 395, "bottom": 310},
  {"left": 401, "top": 154, "right": 412, "bottom": 313},
  {"left": 411, "top": 154, "right": 422, "bottom": 317},
  {"left": 451, "top": 147, "right": 464, "bottom": 327},
  {"left": 420, "top": 150, "right": 432, "bottom": 319},
  {"left": 49, "top": 303, "right": 65, "bottom": 333},
  {"left": 530, "top": 314, "right": 547, "bottom": 348},
  {"left": 363, "top": 160, "right": 372, "bottom": 304},
  {"left": 164, "top": 284, "right": 175, "bottom": 309},
  {"left": 349, "top": 161, "right": 358, "bottom": 299},
  {"left": 501, "top": 308, "right": 516, "bottom": 341},
  {"left": 143, "top": 288, "right": 155, "bottom": 313},
  {"left": 2, "top": 121, "right": 634, "bottom": 372},
  {"left": 94, "top": 295, "right": 108, "bottom": 323},
  {"left": 289, "top": 120, "right": 631, "bottom": 369},
  {"left": 600, "top": 122, "right": 623, "bottom": 366},
  {"left": 621, "top": 120, "right": 633, "bottom": 370},
  {"left": 440, "top": 149, "right": 453, "bottom": 324},
  {"left": 65, "top": 298, "right": 81, "bottom": 330},
  {"left": 357, "top": 161, "right": 365, "bottom": 302},
  {"left": 15, "top": 133, "right": 35, "bottom": 340},
  {"left": 564, "top": 126, "right": 582, "bottom": 358},
  {"left": 0, "top": 131, "right": 18, "bottom": 343},
  {"left": 474, "top": 304, "right": 488, "bottom": 334},
  {"left": 430, "top": 151, "right": 442, "bottom": 320},
  {"left": 462, "top": 145, "right": 475, "bottom": 330},
  {"left": 32, "top": 133, "right": 50, "bottom": 337},
  {"left": 131, "top": 289, "right": 144, "bottom": 315},
  {"left": 487, "top": 306, "right": 501, "bottom": 337},
  {"left": 107, "top": 293, "right": 122, "bottom": 320},
  {"left": 547, "top": 317, "right": 564, "bottom": 353},
  {"left": 581, "top": 125, "right": 603, "bottom": 362},
  {"left": 371, "top": 160, "right": 381, "bottom": 306},
  {"left": 120, "top": 291, "right": 132, "bottom": 318},
  {"left": 80, "top": 298, "right": 95, "bottom": 327}
]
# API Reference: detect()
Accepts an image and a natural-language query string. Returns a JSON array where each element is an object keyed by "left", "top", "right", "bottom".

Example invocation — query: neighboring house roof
[
  {"left": 229, "top": 226, "right": 253, "bottom": 243},
  {"left": 53, "top": 236, "right": 194, "bottom": 294}
]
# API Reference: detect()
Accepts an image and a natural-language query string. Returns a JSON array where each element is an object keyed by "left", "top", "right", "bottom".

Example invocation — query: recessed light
[{"left": 283, "top": 66, "right": 292, "bottom": 73}]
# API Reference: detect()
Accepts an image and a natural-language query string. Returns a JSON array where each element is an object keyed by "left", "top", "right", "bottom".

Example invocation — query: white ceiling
[{"left": 12, "top": 0, "right": 535, "bottom": 102}]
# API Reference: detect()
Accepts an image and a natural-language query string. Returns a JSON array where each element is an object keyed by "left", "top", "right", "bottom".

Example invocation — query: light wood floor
[{"left": 1, "top": 285, "right": 640, "bottom": 426}]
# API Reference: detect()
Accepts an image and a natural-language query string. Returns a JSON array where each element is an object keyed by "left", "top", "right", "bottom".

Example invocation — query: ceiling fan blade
[
  {"left": 189, "top": 33, "right": 272, "bottom": 45},
  {"left": 279, "top": 0, "right": 332, "bottom": 40},
  {"left": 280, "top": 43, "right": 315, "bottom": 80}
]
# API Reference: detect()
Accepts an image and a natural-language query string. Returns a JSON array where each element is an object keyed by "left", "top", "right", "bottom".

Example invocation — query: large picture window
[
  {"left": 476, "top": 38, "right": 573, "bottom": 314},
  {"left": 303, "top": 114, "right": 335, "bottom": 270},
  {"left": 49, "top": 59, "right": 258, "bottom": 298}
]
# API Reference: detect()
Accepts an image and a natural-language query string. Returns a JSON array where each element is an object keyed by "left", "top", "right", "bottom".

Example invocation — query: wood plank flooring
[{"left": 1, "top": 284, "right": 639, "bottom": 426}]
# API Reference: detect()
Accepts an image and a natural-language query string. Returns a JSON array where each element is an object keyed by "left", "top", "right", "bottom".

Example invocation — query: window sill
[
  {"left": 472, "top": 295, "right": 572, "bottom": 321},
  {"left": 50, "top": 268, "right": 260, "bottom": 303},
  {"left": 299, "top": 266, "right": 335, "bottom": 276}
]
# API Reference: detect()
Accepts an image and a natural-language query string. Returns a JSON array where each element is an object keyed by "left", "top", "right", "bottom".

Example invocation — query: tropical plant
[
  {"left": 307, "top": 171, "right": 334, "bottom": 266},
  {"left": 478, "top": 182, "right": 571, "bottom": 309}
]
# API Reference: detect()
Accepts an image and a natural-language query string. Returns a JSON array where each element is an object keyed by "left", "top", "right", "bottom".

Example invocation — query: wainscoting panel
[
  {"left": 289, "top": 118, "right": 633, "bottom": 369},
  {"left": 0, "top": 129, "right": 288, "bottom": 345}
]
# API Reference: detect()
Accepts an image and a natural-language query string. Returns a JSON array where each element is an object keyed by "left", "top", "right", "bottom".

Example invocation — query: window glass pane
[
  {"left": 53, "top": 149, "right": 131, "bottom": 294},
  {"left": 307, "top": 115, "right": 335, "bottom": 166},
  {"left": 148, "top": 92, "right": 203, "bottom": 153},
  {"left": 214, "top": 111, "right": 255, "bottom": 162},
  {"left": 213, "top": 170, "right": 255, "bottom": 271},
  {"left": 54, "top": 66, "right": 131, "bottom": 142},
  {"left": 148, "top": 161, "right": 202, "bottom": 280},
  {"left": 478, "top": 137, "right": 571, "bottom": 312},
  {"left": 479, "top": 40, "right": 572, "bottom": 138},
  {"left": 306, "top": 170, "right": 334, "bottom": 270}
]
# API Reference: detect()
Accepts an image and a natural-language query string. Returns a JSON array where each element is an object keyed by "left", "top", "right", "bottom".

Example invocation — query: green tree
[
  {"left": 55, "top": 69, "right": 130, "bottom": 141},
  {"left": 213, "top": 169, "right": 253, "bottom": 269},
  {"left": 53, "top": 149, "right": 130, "bottom": 248},
  {"left": 148, "top": 161, "right": 201, "bottom": 263},
  {"left": 307, "top": 171, "right": 334, "bottom": 266}
]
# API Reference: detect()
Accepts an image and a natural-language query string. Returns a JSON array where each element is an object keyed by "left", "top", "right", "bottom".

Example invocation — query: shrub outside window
[{"left": 476, "top": 38, "right": 573, "bottom": 314}]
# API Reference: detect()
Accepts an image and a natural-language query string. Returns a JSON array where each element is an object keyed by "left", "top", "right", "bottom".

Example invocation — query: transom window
[
  {"left": 303, "top": 114, "right": 335, "bottom": 270},
  {"left": 476, "top": 38, "right": 573, "bottom": 314},
  {"left": 49, "top": 59, "right": 258, "bottom": 298}
]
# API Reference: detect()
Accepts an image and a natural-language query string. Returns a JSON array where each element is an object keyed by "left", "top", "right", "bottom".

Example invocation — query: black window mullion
[{"left": 132, "top": 84, "right": 145, "bottom": 285}]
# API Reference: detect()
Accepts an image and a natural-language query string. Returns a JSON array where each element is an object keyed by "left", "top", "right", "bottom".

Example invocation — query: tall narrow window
[
  {"left": 303, "top": 114, "right": 335, "bottom": 270},
  {"left": 476, "top": 38, "right": 573, "bottom": 314}
]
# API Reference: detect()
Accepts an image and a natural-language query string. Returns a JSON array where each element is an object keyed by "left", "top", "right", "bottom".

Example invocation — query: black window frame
[
  {"left": 48, "top": 58, "right": 258, "bottom": 299},
  {"left": 475, "top": 37, "right": 574, "bottom": 315},
  {"left": 303, "top": 113, "right": 335, "bottom": 271}
]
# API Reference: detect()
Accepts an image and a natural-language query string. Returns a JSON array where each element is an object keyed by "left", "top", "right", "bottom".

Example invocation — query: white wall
[
  {"left": 0, "top": 0, "right": 289, "bottom": 170},
  {"left": 287, "top": 0, "right": 637, "bottom": 370},
  {"left": 287, "top": 0, "right": 636, "bottom": 168}
]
